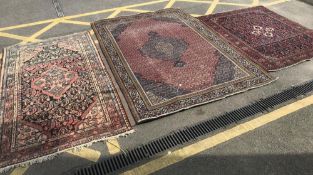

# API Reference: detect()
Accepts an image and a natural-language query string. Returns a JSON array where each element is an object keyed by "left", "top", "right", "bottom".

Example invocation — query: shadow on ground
[{"left": 150, "top": 153, "right": 313, "bottom": 175}]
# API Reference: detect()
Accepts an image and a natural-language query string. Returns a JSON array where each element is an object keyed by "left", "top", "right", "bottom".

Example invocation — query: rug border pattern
[
  {"left": 198, "top": 6, "right": 313, "bottom": 71},
  {"left": 92, "top": 8, "right": 275, "bottom": 123},
  {"left": 0, "top": 31, "right": 133, "bottom": 171}
]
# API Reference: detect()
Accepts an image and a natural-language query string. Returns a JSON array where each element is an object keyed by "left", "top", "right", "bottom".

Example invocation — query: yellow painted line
[
  {"left": 21, "top": 20, "right": 61, "bottom": 43},
  {"left": 67, "top": 148, "right": 101, "bottom": 162},
  {"left": 190, "top": 14, "right": 202, "bottom": 17},
  {"left": 217, "top": 2, "right": 251, "bottom": 7},
  {"left": 123, "top": 9, "right": 152, "bottom": 13},
  {"left": 0, "top": 0, "right": 168, "bottom": 32},
  {"left": 106, "top": 139, "right": 121, "bottom": 155},
  {"left": 61, "top": 19, "right": 90, "bottom": 26},
  {"left": 205, "top": 0, "right": 219, "bottom": 15},
  {"left": 165, "top": 0, "right": 176, "bottom": 8},
  {"left": 121, "top": 95, "right": 313, "bottom": 175},
  {"left": 64, "top": 0, "right": 168, "bottom": 20},
  {"left": 0, "top": 32, "right": 30, "bottom": 41},
  {"left": 177, "top": 0, "right": 211, "bottom": 4},
  {"left": 10, "top": 166, "right": 29, "bottom": 175},
  {"left": 0, "top": 0, "right": 289, "bottom": 41},
  {"left": 0, "top": 20, "right": 54, "bottom": 32},
  {"left": 107, "top": 9, "right": 122, "bottom": 19},
  {"left": 252, "top": 0, "right": 259, "bottom": 6},
  {"left": 264, "top": 0, "right": 290, "bottom": 6}
]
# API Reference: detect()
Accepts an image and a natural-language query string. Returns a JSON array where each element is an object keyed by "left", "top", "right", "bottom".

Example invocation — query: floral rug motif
[
  {"left": 198, "top": 6, "right": 313, "bottom": 71},
  {"left": 0, "top": 32, "right": 132, "bottom": 170},
  {"left": 92, "top": 8, "right": 275, "bottom": 123}
]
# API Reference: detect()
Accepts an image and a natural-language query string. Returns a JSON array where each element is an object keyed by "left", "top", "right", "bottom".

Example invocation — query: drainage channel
[
  {"left": 52, "top": 0, "right": 64, "bottom": 17},
  {"left": 69, "top": 80, "right": 313, "bottom": 175}
]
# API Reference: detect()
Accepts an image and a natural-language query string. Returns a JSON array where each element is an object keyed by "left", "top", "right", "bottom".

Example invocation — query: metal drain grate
[
  {"left": 70, "top": 80, "right": 313, "bottom": 175},
  {"left": 52, "top": 0, "right": 64, "bottom": 17}
]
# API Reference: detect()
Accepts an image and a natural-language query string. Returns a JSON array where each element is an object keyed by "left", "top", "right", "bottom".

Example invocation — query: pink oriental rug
[
  {"left": 92, "top": 8, "right": 275, "bottom": 123},
  {"left": 0, "top": 32, "right": 132, "bottom": 171},
  {"left": 198, "top": 6, "right": 313, "bottom": 71}
]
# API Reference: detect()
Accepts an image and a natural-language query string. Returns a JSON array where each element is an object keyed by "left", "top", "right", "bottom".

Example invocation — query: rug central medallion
[
  {"left": 0, "top": 32, "right": 132, "bottom": 170},
  {"left": 92, "top": 9, "right": 274, "bottom": 122},
  {"left": 31, "top": 66, "right": 78, "bottom": 99},
  {"left": 104, "top": 14, "right": 250, "bottom": 105},
  {"left": 198, "top": 6, "right": 313, "bottom": 71},
  {"left": 139, "top": 31, "right": 188, "bottom": 67}
]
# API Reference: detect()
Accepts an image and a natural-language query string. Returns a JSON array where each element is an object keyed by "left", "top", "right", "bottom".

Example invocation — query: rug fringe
[{"left": 0, "top": 129, "right": 135, "bottom": 174}]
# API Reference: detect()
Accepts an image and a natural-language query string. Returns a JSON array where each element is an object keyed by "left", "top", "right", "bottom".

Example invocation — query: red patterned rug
[
  {"left": 92, "top": 9, "right": 275, "bottom": 123},
  {"left": 0, "top": 32, "right": 132, "bottom": 171},
  {"left": 198, "top": 6, "right": 313, "bottom": 71}
]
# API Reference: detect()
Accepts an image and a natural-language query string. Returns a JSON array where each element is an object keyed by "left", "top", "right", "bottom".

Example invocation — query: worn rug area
[
  {"left": 92, "top": 9, "right": 275, "bottom": 123},
  {"left": 198, "top": 6, "right": 313, "bottom": 71},
  {"left": 0, "top": 32, "right": 132, "bottom": 171}
]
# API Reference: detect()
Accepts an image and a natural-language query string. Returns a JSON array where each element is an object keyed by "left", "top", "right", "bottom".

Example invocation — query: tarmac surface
[{"left": 0, "top": 0, "right": 312, "bottom": 175}]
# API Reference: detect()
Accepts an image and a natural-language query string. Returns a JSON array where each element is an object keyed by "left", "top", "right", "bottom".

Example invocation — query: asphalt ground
[{"left": 0, "top": 0, "right": 312, "bottom": 175}]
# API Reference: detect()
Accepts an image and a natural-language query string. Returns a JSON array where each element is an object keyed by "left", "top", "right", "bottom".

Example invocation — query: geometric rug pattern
[
  {"left": 92, "top": 8, "right": 275, "bottom": 122},
  {"left": 0, "top": 32, "right": 132, "bottom": 171}
]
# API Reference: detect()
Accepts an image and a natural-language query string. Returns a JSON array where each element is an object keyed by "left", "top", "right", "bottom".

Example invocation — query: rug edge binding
[
  {"left": 0, "top": 48, "right": 6, "bottom": 98},
  {"left": 0, "top": 129, "right": 135, "bottom": 174},
  {"left": 268, "top": 58, "right": 312, "bottom": 72},
  {"left": 136, "top": 76, "right": 279, "bottom": 123}
]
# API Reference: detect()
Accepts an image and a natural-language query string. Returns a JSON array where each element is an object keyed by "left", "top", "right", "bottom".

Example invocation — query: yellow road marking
[
  {"left": 67, "top": 148, "right": 101, "bottom": 162},
  {"left": 0, "top": 32, "right": 30, "bottom": 41},
  {"left": 205, "top": 0, "right": 219, "bottom": 15},
  {"left": 106, "top": 139, "right": 121, "bottom": 155},
  {"left": 107, "top": 9, "right": 122, "bottom": 19},
  {"left": 21, "top": 21, "right": 61, "bottom": 43},
  {"left": 0, "top": 0, "right": 290, "bottom": 43},
  {"left": 63, "top": 0, "right": 168, "bottom": 20},
  {"left": 190, "top": 13, "right": 202, "bottom": 17},
  {"left": 165, "top": 0, "right": 176, "bottom": 8},
  {"left": 0, "top": 20, "right": 55, "bottom": 32},
  {"left": 0, "top": 0, "right": 168, "bottom": 32},
  {"left": 10, "top": 166, "right": 29, "bottom": 175},
  {"left": 62, "top": 20, "right": 90, "bottom": 26},
  {"left": 252, "top": 0, "right": 259, "bottom": 6},
  {"left": 264, "top": 0, "right": 290, "bottom": 6},
  {"left": 123, "top": 9, "right": 152, "bottom": 13},
  {"left": 177, "top": 0, "right": 211, "bottom": 4},
  {"left": 0, "top": 1, "right": 292, "bottom": 174},
  {"left": 217, "top": 2, "right": 251, "bottom": 7},
  {"left": 121, "top": 95, "right": 313, "bottom": 175}
]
